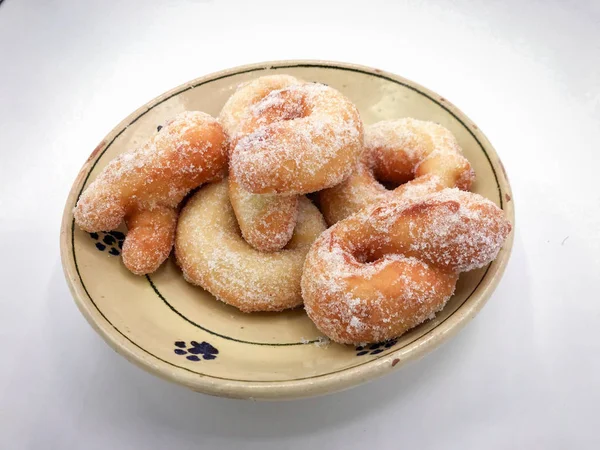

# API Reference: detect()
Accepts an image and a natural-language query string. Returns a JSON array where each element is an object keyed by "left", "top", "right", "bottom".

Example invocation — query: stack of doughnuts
[
  {"left": 74, "top": 74, "right": 511, "bottom": 344},
  {"left": 220, "top": 75, "right": 363, "bottom": 251}
]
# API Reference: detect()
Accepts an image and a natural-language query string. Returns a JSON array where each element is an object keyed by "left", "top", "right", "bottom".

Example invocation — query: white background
[{"left": 1, "top": 0, "right": 599, "bottom": 448}]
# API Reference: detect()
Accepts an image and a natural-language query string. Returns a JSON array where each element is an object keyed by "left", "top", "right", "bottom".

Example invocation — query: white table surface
[{"left": 1, "top": 0, "right": 599, "bottom": 448}]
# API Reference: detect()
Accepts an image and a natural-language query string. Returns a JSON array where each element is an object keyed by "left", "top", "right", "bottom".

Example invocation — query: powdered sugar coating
[
  {"left": 229, "top": 175, "right": 298, "bottom": 252},
  {"left": 121, "top": 207, "right": 177, "bottom": 275},
  {"left": 302, "top": 188, "right": 512, "bottom": 344},
  {"left": 320, "top": 118, "right": 474, "bottom": 225},
  {"left": 219, "top": 75, "right": 304, "bottom": 139},
  {"left": 74, "top": 111, "right": 227, "bottom": 232},
  {"left": 320, "top": 171, "right": 445, "bottom": 226},
  {"left": 73, "top": 111, "right": 228, "bottom": 275},
  {"left": 366, "top": 118, "right": 473, "bottom": 188},
  {"left": 219, "top": 75, "right": 304, "bottom": 251},
  {"left": 230, "top": 83, "right": 364, "bottom": 195},
  {"left": 176, "top": 180, "right": 326, "bottom": 312}
]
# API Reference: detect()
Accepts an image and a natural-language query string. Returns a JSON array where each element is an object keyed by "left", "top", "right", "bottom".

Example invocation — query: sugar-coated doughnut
[
  {"left": 175, "top": 180, "right": 327, "bottom": 312},
  {"left": 220, "top": 75, "right": 304, "bottom": 251},
  {"left": 74, "top": 111, "right": 228, "bottom": 274},
  {"left": 320, "top": 118, "right": 474, "bottom": 225},
  {"left": 302, "top": 188, "right": 512, "bottom": 344},
  {"left": 230, "top": 82, "right": 364, "bottom": 195}
]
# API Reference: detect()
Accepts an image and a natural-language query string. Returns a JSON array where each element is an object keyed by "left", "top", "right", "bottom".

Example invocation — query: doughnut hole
[
  {"left": 368, "top": 135, "right": 424, "bottom": 187},
  {"left": 256, "top": 89, "right": 310, "bottom": 122}
]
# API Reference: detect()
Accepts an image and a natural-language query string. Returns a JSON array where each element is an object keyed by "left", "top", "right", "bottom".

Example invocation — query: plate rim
[{"left": 60, "top": 59, "right": 515, "bottom": 400}]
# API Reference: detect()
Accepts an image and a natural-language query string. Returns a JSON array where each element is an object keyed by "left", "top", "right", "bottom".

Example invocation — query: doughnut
[
  {"left": 230, "top": 82, "right": 364, "bottom": 195},
  {"left": 219, "top": 75, "right": 304, "bottom": 252},
  {"left": 302, "top": 188, "right": 512, "bottom": 344},
  {"left": 74, "top": 111, "right": 228, "bottom": 274},
  {"left": 319, "top": 118, "right": 474, "bottom": 225},
  {"left": 175, "top": 179, "right": 327, "bottom": 312}
]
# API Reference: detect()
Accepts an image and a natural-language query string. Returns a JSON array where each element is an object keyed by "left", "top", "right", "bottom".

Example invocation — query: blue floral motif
[
  {"left": 355, "top": 339, "right": 398, "bottom": 356},
  {"left": 89, "top": 231, "right": 125, "bottom": 256},
  {"left": 173, "top": 340, "right": 219, "bottom": 362}
]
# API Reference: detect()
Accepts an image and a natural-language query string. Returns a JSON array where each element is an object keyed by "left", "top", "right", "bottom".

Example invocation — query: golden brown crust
[
  {"left": 220, "top": 75, "right": 304, "bottom": 252},
  {"left": 319, "top": 118, "right": 474, "bottom": 225},
  {"left": 73, "top": 111, "right": 228, "bottom": 274},
  {"left": 302, "top": 188, "right": 512, "bottom": 344},
  {"left": 228, "top": 175, "right": 298, "bottom": 253},
  {"left": 122, "top": 207, "right": 177, "bottom": 275},
  {"left": 230, "top": 83, "right": 364, "bottom": 195},
  {"left": 219, "top": 75, "right": 304, "bottom": 139}
]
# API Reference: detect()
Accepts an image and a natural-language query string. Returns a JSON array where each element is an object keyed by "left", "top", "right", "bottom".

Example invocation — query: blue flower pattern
[
  {"left": 355, "top": 339, "right": 398, "bottom": 356},
  {"left": 174, "top": 341, "right": 219, "bottom": 362},
  {"left": 89, "top": 226, "right": 391, "bottom": 360},
  {"left": 89, "top": 231, "right": 125, "bottom": 256}
]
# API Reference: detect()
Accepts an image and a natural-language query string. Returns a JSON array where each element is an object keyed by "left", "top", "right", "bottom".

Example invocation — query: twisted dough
[
  {"left": 220, "top": 75, "right": 303, "bottom": 252},
  {"left": 74, "top": 111, "right": 228, "bottom": 274},
  {"left": 302, "top": 188, "right": 512, "bottom": 344},
  {"left": 320, "top": 118, "right": 474, "bottom": 225},
  {"left": 175, "top": 179, "right": 326, "bottom": 312}
]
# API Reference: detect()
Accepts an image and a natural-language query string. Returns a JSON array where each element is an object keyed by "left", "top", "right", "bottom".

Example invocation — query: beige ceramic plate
[{"left": 60, "top": 60, "right": 514, "bottom": 400}]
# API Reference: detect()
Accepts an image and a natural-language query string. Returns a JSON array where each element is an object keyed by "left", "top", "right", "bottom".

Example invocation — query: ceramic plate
[{"left": 60, "top": 61, "right": 514, "bottom": 400}]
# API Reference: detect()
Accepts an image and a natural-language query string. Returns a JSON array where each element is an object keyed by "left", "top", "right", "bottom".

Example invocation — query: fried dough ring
[
  {"left": 302, "top": 189, "right": 512, "bottom": 344},
  {"left": 74, "top": 111, "right": 227, "bottom": 274},
  {"left": 320, "top": 118, "right": 474, "bottom": 225},
  {"left": 175, "top": 180, "right": 326, "bottom": 312},
  {"left": 230, "top": 82, "right": 364, "bottom": 195},
  {"left": 220, "top": 75, "right": 303, "bottom": 251}
]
